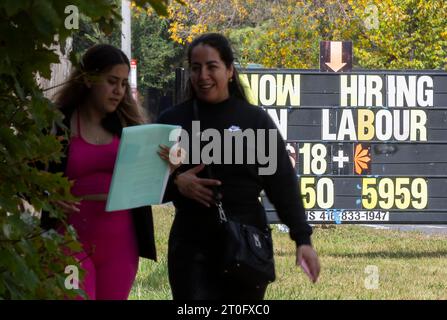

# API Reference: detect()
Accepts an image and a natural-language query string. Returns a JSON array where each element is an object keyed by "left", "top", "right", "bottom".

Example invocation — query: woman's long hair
[
  {"left": 54, "top": 44, "right": 147, "bottom": 136},
  {"left": 184, "top": 33, "right": 248, "bottom": 103}
]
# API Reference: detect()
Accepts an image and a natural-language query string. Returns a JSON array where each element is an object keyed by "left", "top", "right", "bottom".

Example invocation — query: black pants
[{"left": 168, "top": 226, "right": 268, "bottom": 300}]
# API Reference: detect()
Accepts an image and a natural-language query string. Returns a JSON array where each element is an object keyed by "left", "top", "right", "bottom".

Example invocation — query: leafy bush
[{"left": 0, "top": 0, "right": 172, "bottom": 300}]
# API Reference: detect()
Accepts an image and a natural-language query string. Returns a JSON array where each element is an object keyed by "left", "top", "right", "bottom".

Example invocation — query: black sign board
[{"left": 237, "top": 69, "right": 447, "bottom": 224}]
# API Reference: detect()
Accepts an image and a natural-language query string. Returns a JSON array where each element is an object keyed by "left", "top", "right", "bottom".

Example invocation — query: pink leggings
[{"left": 69, "top": 200, "right": 139, "bottom": 300}]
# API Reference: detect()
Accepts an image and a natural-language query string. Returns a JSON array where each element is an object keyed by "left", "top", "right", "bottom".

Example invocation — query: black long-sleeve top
[{"left": 157, "top": 96, "right": 312, "bottom": 246}]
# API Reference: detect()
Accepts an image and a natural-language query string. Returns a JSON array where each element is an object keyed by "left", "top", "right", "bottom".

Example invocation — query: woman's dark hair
[
  {"left": 185, "top": 33, "right": 248, "bottom": 103},
  {"left": 54, "top": 44, "right": 147, "bottom": 135}
]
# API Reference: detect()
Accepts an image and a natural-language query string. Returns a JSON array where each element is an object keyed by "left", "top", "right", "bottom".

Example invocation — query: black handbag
[
  {"left": 193, "top": 100, "right": 276, "bottom": 286},
  {"left": 216, "top": 201, "right": 276, "bottom": 285}
]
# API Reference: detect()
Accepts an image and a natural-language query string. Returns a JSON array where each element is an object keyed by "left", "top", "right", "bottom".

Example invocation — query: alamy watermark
[
  {"left": 64, "top": 265, "right": 79, "bottom": 290},
  {"left": 168, "top": 122, "right": 279, "bottom": 175},
  {"left": 364, "top": 265, "right": 379, "bottom": 289},
  {"left": 364, "top": 4, "right": 379, "bottom": 30},
  {"left": 64, "top": 5, "right": 79, "bottom": 30}
]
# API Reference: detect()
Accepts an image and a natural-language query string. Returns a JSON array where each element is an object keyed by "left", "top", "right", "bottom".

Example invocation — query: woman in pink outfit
[{"left": 41, "top": 44, "right": 156, "bottom": 300}]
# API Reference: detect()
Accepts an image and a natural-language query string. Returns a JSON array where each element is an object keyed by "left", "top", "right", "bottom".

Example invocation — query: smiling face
[
  {"left": 190, "top": 44, "right": 234, "bottom": 104},
  {"left": 87, "top": 63, "right": 129, "bottom": 114}
]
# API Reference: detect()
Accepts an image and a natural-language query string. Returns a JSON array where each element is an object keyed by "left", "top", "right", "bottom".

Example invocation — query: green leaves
[
  {"left": 0, "top": 0, "right": 185, "bottom": 301},
  {"left": 29, "top": 1, "right": 62, "bottom": 39},
  {"left": 146, "top": 0, "right": 169, "bottom": 16},
  {"left": 171, "top": 0, "right": 447, "bottom": 70},
  {"left": 0, "top": 212, "right": 65, "bottom": 298},
  {"left": 0, "top": 0, "right": 130, "bottom": 300},
  {"left": 1, "top": 0, "right": 29, "bottom": 17},
  {"left": 348, "top": 0, "right": 447, "bottom": 70},
  {"left": 134, "top": 0, "right": 185, "bottom": 17},
  {"left": 131, "top": 10, "right": 183, "bottom": 93}
]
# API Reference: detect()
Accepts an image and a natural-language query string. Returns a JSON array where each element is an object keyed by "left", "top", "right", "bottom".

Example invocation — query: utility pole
[
  {"left": 121, "top": 0, "right": 131, "bottom": 60},
  {"left": 121, "top": 0, "right": 137, "bottom": 100}
]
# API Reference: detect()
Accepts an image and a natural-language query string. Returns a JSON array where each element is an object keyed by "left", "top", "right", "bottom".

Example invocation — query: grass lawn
[{"left": 129, "top": 205, "right": 447, "bottom": 300}]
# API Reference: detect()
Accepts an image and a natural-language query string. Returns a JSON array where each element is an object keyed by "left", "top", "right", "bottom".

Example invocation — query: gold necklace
[
  {"left": 93, "top": 131, "right": 110, "bottom": 144},
  {"left": 78, "top": 110, "right": 109, "bottom": 144}
]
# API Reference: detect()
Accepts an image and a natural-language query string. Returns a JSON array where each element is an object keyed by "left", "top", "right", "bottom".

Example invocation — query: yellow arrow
[{"left": 325, "top": 41, "right": 346, "bottom": 72}]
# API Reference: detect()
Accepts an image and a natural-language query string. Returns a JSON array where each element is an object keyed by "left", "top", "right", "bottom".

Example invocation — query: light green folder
[{"left": 106, "top": 124, "right": 181, "bottom": 212}]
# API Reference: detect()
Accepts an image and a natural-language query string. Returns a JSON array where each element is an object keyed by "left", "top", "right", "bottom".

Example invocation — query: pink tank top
[{"left": 65, "top": 112, "right": 120, "bottom": 197}]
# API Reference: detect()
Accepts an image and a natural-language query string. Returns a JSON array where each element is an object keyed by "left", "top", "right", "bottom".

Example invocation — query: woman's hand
[
  {"left": 174, "top": 164, "right": 222, "bottom": 207},
  {"left": 296, "top": 245, "right": 320, "bottom": 283},
  {"left": 53, "top": 200, "right": 81, "bottom": 214},
  {"left": 158, "top": 144, "right": 183, "bottom": 173}
]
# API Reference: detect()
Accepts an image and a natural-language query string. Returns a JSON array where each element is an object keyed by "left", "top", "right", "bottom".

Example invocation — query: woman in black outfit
[{"left": 157, "top": 33, "right": 320, "bottom": 300}]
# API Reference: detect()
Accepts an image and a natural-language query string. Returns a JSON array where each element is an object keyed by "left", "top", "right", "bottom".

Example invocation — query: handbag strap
[{"left": 193, "top": 100, "right": 227, "bottom": 223}]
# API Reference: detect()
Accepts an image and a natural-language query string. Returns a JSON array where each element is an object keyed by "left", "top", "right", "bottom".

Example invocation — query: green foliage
[
  {"left": 349, "top": 0, "right": 447, "bottom": 70},
  {"left": 71, "top": 13, "right": 121, "bottom": 62},
  {"left": 132, "top": 11, "right": 183, "bottom": 94},
  {"left": 169, "top": 0, "right": 447, "bottom": 70},
  {"left": 0, "top": 0, "right": 170, "bottom": 300},
  {"left": 71, "top": 4, "right": 183, "bottom": 103},
  {"left": 135, "top": 0, "right": 185, "bottom": 17}
]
